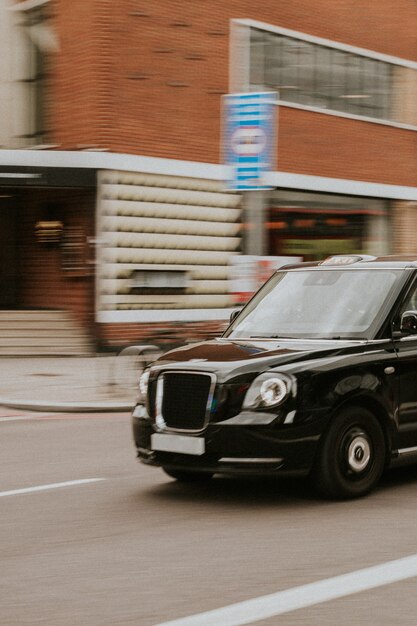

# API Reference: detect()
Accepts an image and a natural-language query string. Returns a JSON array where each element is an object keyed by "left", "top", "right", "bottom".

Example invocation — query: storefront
[
  {"left": 0, "top": 165, "right": 96, "bottom": 327},
  {"left": 267, "top": 189, "right": 390, "bottom": 261},
  {"left": 1, "top": 150, "right": 417, "bottom": 352}
]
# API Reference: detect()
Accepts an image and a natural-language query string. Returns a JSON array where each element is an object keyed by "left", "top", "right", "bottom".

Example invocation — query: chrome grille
[{"left": 156, "top": 371, "right": 215, "bottom": 432}]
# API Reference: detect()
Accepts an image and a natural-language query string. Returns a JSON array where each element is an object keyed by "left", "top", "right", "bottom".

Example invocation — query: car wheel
[
  {"left": 315, "top": 406, "right": 386, "bottom": 499},
  {"left": 162, "top": 467, "right": 214, "bottom": 482}
]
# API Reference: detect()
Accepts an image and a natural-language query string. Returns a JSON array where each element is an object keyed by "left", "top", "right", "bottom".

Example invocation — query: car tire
[
  {"left": 162, "top": 467, "right": 214, "bottom": 482},
  {"left": 315, "top": 406, "right": 386, "bottom": 499}
]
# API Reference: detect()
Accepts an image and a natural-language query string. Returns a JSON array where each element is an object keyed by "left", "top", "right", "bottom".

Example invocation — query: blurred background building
[{"left": 0, "top": 0, "right": 416, "bottom": 353}]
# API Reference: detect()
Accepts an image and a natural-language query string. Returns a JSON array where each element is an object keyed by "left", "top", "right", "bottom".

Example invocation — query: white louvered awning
[{"left": 97, "top": 170, "right": 242, "bottom": 314}]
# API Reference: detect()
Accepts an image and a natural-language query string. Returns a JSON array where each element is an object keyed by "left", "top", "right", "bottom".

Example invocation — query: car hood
[{"left": 153, "top": 337, "right": 371, "bottom": 379}]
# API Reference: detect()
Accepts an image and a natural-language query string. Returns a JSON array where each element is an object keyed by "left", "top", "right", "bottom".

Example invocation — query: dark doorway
[{"left": 0, "top": 194, "right": 17, "bottom": 308}]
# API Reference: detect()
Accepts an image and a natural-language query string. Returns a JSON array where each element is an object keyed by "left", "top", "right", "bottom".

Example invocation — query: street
[{"left": 2, "top": 411, "right": 417, "bottom": 625}]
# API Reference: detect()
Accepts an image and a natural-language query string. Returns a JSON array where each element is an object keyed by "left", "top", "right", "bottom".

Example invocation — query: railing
[
  {"left": 108, "top": 344, "right": 163, "bottom": 396},
  {"left": 100, "top": 329, "right": 207, "bottom": 402}
]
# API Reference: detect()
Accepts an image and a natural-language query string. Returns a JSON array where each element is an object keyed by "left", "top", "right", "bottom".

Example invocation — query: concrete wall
[
  {"left": 0, "top": 0, "right": 15, "bottom": 147},
  {"left": 0, "top": 0, "right": 38, "bottom": 148}
]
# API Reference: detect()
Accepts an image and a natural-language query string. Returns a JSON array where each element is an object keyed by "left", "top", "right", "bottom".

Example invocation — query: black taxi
[{"left": 132, "top": 255, "right": 417, "bottom": 499}]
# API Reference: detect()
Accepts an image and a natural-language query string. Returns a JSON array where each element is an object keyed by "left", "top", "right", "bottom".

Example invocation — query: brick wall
[
  {"left": 17, "top": 188, "right": 96, "bottom": 328},
  {"left": 47, "top": 1, "right": 417, "bottom": 186},
  {"left": 278, "top": 108, "right": 417, "bottom": 187},
  {"left": 392, "top": 201, "right": 417, "bottom": 254}
]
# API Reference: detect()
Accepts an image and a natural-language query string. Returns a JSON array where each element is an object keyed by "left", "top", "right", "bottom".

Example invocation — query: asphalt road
[{"left": 2, "top": 410, "right": 417, "bottom": 625}]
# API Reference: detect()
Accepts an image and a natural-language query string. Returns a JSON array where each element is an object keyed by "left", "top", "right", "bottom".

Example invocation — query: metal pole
[{"left": 243, "top": 190, "right": 267, "bottom": 256}]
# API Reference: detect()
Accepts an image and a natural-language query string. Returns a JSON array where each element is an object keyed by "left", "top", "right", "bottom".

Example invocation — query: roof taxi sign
[{"left": 223, "top": 92, "right": 276, "bottom": 191}]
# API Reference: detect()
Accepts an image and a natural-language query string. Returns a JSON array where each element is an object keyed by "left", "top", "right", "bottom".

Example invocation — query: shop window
[{"left": 267, "top": 190, "right": 390, "bottom": 262}]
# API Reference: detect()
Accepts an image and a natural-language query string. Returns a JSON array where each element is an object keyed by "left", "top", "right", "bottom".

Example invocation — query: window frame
[{"left": 231, "top": 19, "right": 417, "bottom": 131}]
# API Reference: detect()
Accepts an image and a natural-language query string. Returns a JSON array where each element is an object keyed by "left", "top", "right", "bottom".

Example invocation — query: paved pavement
[{"left": 0, "top": 353, "right": 149, "bottom": 412}]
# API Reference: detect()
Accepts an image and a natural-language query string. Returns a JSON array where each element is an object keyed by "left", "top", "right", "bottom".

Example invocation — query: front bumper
[{"left": 132, "top": 405, "right": 327, "bottom": 477}]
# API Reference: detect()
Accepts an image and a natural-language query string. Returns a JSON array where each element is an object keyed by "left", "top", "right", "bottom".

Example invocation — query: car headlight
[
  {"left": 243, "top": 373, "right": 292, "bottom": 409},
  {"left": 139, "top": 369, "right": 150, "bottom": 399}
]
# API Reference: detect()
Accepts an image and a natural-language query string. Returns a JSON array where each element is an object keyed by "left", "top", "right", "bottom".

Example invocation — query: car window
[
  {"left": 399, "top": 281, "right": 417, "bottom": 315},
  {"left": 226, "top": 268, "right": 402, "bottom": 340}
]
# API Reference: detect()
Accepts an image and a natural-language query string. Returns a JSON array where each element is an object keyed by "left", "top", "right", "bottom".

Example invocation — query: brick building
[{"left": 0, "top": 0, "right": 416, "bottom": 352}]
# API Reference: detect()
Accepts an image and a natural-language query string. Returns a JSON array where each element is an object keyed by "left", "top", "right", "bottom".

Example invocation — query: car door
[{"left": 393, "top": 275, "right": 417, "bottom": 449}]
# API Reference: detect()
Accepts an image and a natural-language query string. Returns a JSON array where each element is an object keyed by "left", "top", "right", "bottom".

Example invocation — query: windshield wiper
[
  {"left": 248, "top": 334, "right": 364, "bottom": 341},
  {"left": 249, "top": 334, "right": 297, "bottom": 339},
  {"left": 328, "top": 336, "right": 364, "bottom": 340}
]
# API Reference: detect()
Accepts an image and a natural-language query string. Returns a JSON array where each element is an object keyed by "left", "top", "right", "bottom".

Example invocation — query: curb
[{"left": 0, "top": 398, "right": 135, "bottom": 413}]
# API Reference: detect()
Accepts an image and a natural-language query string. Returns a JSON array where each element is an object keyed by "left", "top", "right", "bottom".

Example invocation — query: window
[
  {"left": 249, "top": 27, "right": 417, "bottom": 126},
  {"left": 399, "top": 282, "right": 417, "bottom": 317}
]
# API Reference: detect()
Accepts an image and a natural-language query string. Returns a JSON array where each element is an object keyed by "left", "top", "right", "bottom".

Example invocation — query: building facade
[{"left": 0, "top": 0, "right": 416, "bottom": 350}]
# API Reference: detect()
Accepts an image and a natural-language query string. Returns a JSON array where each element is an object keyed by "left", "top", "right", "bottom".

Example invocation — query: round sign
[{"left": 231, "top": 126, "right": 267, "bottom": 157}]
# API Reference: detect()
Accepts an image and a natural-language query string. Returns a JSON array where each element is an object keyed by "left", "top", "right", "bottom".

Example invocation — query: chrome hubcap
[{"left": 347, "top": 435, "right": 371, "bottom": 473}]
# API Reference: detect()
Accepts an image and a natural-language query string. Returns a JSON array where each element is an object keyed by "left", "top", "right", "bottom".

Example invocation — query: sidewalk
[{"left": 0, "top": 354, "right": 147, "bottom": 413}]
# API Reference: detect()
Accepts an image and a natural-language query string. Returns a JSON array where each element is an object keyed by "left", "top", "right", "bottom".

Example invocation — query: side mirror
[
  {"left": 400, "top": 310, "right": 417, "bottom": 335},
  {"left": 229, "top": 309, "right": 240, "bottom": 324}
]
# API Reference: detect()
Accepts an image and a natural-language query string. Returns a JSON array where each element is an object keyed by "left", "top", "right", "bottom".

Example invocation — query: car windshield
[{"left": 226, "top": 268, "right": 402, "bottom": 340}]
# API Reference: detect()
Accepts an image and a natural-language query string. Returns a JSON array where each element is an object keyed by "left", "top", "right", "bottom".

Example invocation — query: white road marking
[
  {"left": 0, "top": 416, "right": 34, "bottom": 422},
  {"left": 154, "top": 553, "right": 417, "bottom": 626},
  {"left": 0, "top": 412, "right": 65, "bottom": 422},
  {"left": 0, "top": 478, "right": 105, "bottom": 498},
  {"left": 0, "top": 413, "right": 128, "bottom": 422}
]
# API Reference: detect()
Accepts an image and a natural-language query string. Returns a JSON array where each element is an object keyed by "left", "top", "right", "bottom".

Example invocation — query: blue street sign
[{"left": 222, "top": 92, "right": 276, "bottom": 191}]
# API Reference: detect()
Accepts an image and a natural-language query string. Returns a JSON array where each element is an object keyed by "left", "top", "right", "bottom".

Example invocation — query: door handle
[{"left": 384, "top": 366, "right": 395, "bottom": 375}]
